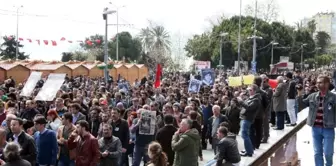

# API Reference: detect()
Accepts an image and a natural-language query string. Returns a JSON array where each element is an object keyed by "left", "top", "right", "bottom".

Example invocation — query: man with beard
[
  {"left": 68, "top": 120, "right": 100, "bottom": 166},
  {"left": 98, "top": 124, "right": 122, "bottom": 166},
  {"left": 111, "top": 108, "right": 130, "bottom": 166},
  {"left": 20, "top": 100, "right": 39, "bottom": 122},
  {"left": 98, "top": 113, "right": 110, "bottom": 138}
]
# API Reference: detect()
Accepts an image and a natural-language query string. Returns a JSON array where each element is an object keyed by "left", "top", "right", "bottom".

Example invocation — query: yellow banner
[
  {"left": 228, "top": 76, "right": 242, "bottom": 87},
  {"left": 243, "top": 75, "right": 255, "bottom": 85}
]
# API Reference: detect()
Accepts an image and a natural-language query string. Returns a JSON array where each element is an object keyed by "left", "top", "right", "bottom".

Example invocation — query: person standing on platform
[
  {"left": 272, "top": 76, "right": 287, "bottom": 130},
  {"left": 303, "top": 75, "right": 336, "bottom": 166},
  {"left": 285, "top": 72, "right": 298, "bottom": 127}
]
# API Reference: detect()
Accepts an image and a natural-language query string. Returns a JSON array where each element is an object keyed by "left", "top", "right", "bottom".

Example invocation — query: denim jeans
[
  {"left": 287, "top": 99, "right": 297, "bottom": 124},
  {"left": 132, "top": 145, "right": 149, "bottom": 166},
  {"left": 276, "top": 112, "right": 285, "bottom": 129},
  {"left": 312, "top": 127, "right": 335, "bottom": 166},
  {"left": 240, "top": 120, "right": 254, "bottom": 155}
]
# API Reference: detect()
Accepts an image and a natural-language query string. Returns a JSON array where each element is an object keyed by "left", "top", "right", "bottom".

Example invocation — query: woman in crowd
[
  {"left": 1, "top": 142, "right": 31, "bottom": 166},
  {"left": 147, "top": 141, "right": 168, "bottom": 166},
  {"left": 46, "top": 110, "right": 62, "bottom": 131}
]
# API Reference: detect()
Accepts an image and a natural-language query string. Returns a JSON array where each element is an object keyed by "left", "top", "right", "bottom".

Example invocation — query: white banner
[
  {"left": 194, "top": 61, "right": 211, "bottom": 70},
  {"left": 35, "top": 73, "right": 66, "bottom": 101},
  {"left": 20, "top": 72, "right": 42, "bottom": 97},
  {"left": 139, "top": 110, "right": 157, "bottom": 135}
]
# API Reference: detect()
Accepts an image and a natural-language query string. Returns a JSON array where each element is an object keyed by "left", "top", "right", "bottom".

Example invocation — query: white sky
[{"left": 0, "top": 0, "right": 335, "bottom": 61}]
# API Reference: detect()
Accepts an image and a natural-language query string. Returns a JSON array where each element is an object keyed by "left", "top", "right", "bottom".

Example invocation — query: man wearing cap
[{"left": 34, "top": 116, "right": 58, "bottom": 166}]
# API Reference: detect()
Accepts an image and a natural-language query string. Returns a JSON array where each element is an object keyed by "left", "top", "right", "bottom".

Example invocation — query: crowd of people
[{"left": 0, "top": 68, "right": 333, "bottom": 166}]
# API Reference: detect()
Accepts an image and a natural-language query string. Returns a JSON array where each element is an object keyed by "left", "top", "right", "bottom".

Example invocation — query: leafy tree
[
  {"left": 244, "top": 0, "right": 279, "bottom": 22},
  {"left": 61, "top": 52, "right": 73, "bottom": 62},
  {"left": 307, "top": 20, "right": 316, "bottom": 37},
  {"left": 108, "top": 32, "right": 142, "bottom": 62},
  {"left": 315, "top": 31, "right": 331, "bottom": 54},
  {"left": 315, "top": 54, "right": 333, "bottom": 67},
  {"left": 80, "top": 34, "right": 104, "bottom": 50},
  {"left": 0, "top": 36, "right": 29, "bottom": 60}
]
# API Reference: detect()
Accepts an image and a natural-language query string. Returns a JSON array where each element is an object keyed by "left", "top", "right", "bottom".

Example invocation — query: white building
[{"left": 302, "top": 12, "right": 336, "bottom": 44}]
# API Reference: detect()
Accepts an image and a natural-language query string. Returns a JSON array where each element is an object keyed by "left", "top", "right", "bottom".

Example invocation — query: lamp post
[
  {"left": 110, "top": 4, "right": 125, "bottom": 62},
  {"left": 237, "top": 0, "right": 242, "bottom": 74},
  {"left": 103, "top": 8, "right": 117, "bottom": 83},
  {"left": 218, "top": 32, "right": 228, "bottom": 70},
  {"left": 271, "top": 41, "right": 279, "bottom": 65},
  {"left": 300, "top": 43, "right": 308, "bottom": 71},
  {"left": 15, "top": 5, "right": 23, "bottom": 61},
  {"left": 248, "top": 35, "right": 262, "bottom": 73}
]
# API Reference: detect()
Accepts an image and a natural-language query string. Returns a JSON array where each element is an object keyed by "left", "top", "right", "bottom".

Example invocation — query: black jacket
[
  {"left": 155, "top": 125, "right": 177, "bottom": 166},
  {"left": 111, "top": 118, "right": 130, "bottom": 149},
  {"left": 255, "top": 88, "right": 268, "bottom": 119},
  {"left": 207, "top": 114, "right": 229, "bottom": 138},
  {"left": 287, "top": 80, "right": 297, "bottom": 99},
  {"left": 7, "top": 132, "right": 36, "bottom": 166},
  {"left": 224, "top": 106, "right": 241, "bottom": 135},
  {"left": 216, "top": 134, "right": 241, "bottom": 165},
  {"left": 239, "top": 94, "right": 261, "bottom": 122}
]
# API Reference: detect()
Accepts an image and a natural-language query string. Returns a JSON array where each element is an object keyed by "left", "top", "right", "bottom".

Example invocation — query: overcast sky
[{"left": 0, "top": 0, "right": 335, "bottom": 61}]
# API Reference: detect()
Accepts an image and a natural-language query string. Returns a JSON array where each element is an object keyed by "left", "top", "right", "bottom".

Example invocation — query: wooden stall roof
[
  {"left": 29, "top": 63, "right": 65, "bottom": 70},
  {"left": 114, "top": 64, "right": 125, "bottom": 68},
  {"left": 136, "top": 64, "right": 144, "bottom": 68},
  {"left": 125, "top": 64, "right": 135, "bottom": 68},
  {"left": 0, "top": 63, "right": 28, "bottom": 70},
  {"left": 66, "top": 63, "right": 83, "bottom": 69},
  {"left": 82, "top": 63, "right": 98, "bottom": 69}
]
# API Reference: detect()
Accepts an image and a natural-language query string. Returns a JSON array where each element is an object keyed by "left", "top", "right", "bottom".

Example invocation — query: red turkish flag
[
  {"left": 43, "top": 40, "right": 49, "bottom": 45},
  {"left": 18, "top": 38, "right": 23, "bottom": 41},
  {"left": 60, "top": 37, "right": 66, "bottom": 41},
  {"left": 27, "top": 39, "right": 32, "bottom": 42},
  {"left": 51, "top": 40, "right": 57, "bottom": 46},
  {"left": 269, "top": 79, "right": 278, "bottom": 89},
  {"left": 95, "top": 39, "right": 101, "bottom": 44},
  {"left": 68, "top": 40, "right": 73, "bottom": 43},
  {"left": 86, "top": 40, "right": 92, "bottom": 46},
  {"left": 36, "top": 40, "right": 40, "bottom": 45},
  {"left": 154, "top": 64, "right": 162, "bottom": 88}
]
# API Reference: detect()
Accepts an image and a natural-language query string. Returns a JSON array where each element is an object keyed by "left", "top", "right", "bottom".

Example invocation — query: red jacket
[{"left": 68, "top": 133, "right": 100, "bottom": 166}]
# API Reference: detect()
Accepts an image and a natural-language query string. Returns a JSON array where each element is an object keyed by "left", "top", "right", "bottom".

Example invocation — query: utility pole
[
  {"left": 271, "top": 41, "right": 279, "bottom": 67},
  {"left": 300, "top": 43, "right": 307, "bottom": 71},
  {"left": 237, "top": 0, "right": 242, "bottom": 74},
  {"left": 251, "top": 0, "right": 258, "bottom": 74},
  {"left": 103, "top": 8, "right": 116, "bottom": 83},
  {"left": 218, "top": 32, "right": 228, "bottom": 70},
  {"left": 15, "top": 5, "right": 23, "bottom": 61}
]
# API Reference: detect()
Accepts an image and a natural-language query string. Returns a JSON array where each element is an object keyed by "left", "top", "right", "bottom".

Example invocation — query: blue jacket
[{"left": 35, "top": 129, "right": 58, "bottom": 165}]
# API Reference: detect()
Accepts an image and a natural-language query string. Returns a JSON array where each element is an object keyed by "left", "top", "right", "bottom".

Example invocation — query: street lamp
[
  {"left": 103, "top": 8, "right": 116, "bottom": 83},
  {"left": 248, "top": 35, "right": 262, "bottom": 73},
  {"left": 218, "top": 32, "right": 228, "bottom": 69},
  {"left": 270, "top": 41, "right": 279, "bottom": 65},
  {"left": 109, "top": 2, "right": 126, "bottom": 62},
  {"left": 14, "top": 5, "right": 23, "bottom": 61},
  {"left": 300, "top": 43, "right": 308, "bottom": 71}
]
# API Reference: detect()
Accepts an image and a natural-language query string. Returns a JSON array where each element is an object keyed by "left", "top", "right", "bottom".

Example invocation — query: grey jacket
[
  {"left": 303, "top": 91, "right": 336, "bottom": 128},
  {"left": 239, "top": 94, "right": 261, "bottom": 122},
  {"left": 215, "top": 134, "right": 241, "bottom": 166},
  {"left": 98, "top": 136, "right": 122, "bottom": 166},
  {"left": 272, "top": 82, "right": 287, "bottom": 112}
]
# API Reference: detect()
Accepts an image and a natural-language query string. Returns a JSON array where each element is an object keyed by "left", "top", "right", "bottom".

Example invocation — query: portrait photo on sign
[
  {"left": 188, "top": 79, "right": 201, "bottom": 93},
  {"left": 139, "top": 110, "right": 156, "bottom": 135},
  {"left": 201, "top": 69, "right": 215, "bottom": 86}
]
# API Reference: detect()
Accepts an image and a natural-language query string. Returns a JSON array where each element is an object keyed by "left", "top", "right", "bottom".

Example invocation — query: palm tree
[
  {"left": 150, "top": 25, "right": 171, "bottom": 54},
  {"left": 307, "top": 20, "right": 316, "bottom": 38},
  {"left": 139, "top": 27, "right": 152, "bottom": 53}
]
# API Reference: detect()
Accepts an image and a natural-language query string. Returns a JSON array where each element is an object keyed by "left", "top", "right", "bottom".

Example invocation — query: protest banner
[
  {"left": 243, "top": 75, "right": 254, "bottom": 85},
  {"left": 139, "top": 110, "right": 157, "bottom": 135},
  {"left": 228, "top": 76, "right": 242, "bottom": 87},
  {"left": 20, "top": 72, "right": 42, "bottom": 97},
  {"left": 35, "top": 73, "right": 66, "bottom": 101}
]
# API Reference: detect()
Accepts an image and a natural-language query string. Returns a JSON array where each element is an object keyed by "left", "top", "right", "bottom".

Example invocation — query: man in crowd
[
  {"left": 9, "top": 118, "right": 36, "bottom": 165},
  {"left": 57, "top": 112, "right": 76, "bottom": 166},
  {"left": 273, "top": 76, "right": 287, "bottom": 130},
  {"left": 286, "top": 72, "right": 298, "bottom": 127},
  {"left": 98, "top": 123, "right": 122, "bottom": 166},
  {"left": 303, "top": 75, "right": 336, "bottom": 166},
  {"left": 260, "top": 74, "right": 273, "bottom": 143},
  {"left": 201, "top": 95, "right": 213, "bottom": 149},
  {"left": 155, "top": 114, "right": 177, "bottom": 166},
  {"left": 238, "top": 84, "right": 261, "bottom": 157},
  {"left": 69, "top": 103, "right": 86, "bottom": 124},
  {"left": 68, "top": 120, "right": 100, "bottom": 166},
  {"left": 34, "top": 116, "right": 58, "bottom": 166},
  {"left": 215, "top": 126, "right": 240, "bottom": 166},
  {"left": 207, "top": 105, "right": 228, "bottom": 154},
  {"left": 171, "top": 118, "right": 200, "bottom": 166},
  {"left": 111, "top": 108, "right": 130, "bottom": 166}
]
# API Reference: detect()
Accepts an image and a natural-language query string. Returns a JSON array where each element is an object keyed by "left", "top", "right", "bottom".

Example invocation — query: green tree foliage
[
  {"left": 108, "top": 32, "right": 142, "bottom": 62},
  {"left": 185, "top": 15, "right": 317, "bottom": 69},
  {"left": 315, "top": 54, "right": 333, "bottom": 67},
  {"left": 307, "top": 20, "right": 317, "bottom": 37},
  {"left": 0, "top": 36, "right": 29, "bottom": 60},
  {"left": 61, "top": 52, "right": 73, "bottom": 62},
  {"left": 315, "top": 31, "right": 331, "bottom": 54}
]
